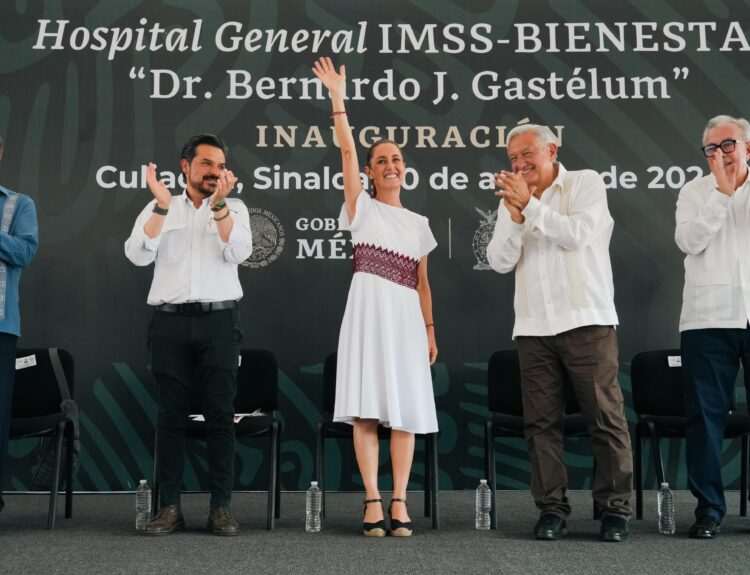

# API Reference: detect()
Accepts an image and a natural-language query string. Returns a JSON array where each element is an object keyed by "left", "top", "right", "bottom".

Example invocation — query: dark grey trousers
[{"left": 517, "top": 325, "right": 632, "bottom": 519}]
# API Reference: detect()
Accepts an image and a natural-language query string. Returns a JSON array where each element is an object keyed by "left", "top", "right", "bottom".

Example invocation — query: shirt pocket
[
  {"left": 160, "top": 221, "right": 187, "bottom": 263},
  {"left": 692, "top": 274, "right": 732, "bottom": 320}
]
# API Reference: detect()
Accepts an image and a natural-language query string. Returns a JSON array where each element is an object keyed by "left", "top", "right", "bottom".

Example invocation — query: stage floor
[{"left": 1, "top": 490, "right": 748, "bottom": 574}]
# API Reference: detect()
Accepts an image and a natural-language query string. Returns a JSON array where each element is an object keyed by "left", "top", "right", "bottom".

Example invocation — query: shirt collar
[
  {"left": 546, "top": 162, "right": 567, "bottom": 192},
  {"left": 180, "top": 189, "right": 211, "bottom": 208},
  {"left": 0, "top": 185, "right": 10, "bottom": 197}
]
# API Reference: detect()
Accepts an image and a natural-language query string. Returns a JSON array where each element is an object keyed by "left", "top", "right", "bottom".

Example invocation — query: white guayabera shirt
[
  {"left": 675, "top": 171, "right": 750, "bottom": 332},
  {"left": 486, "top": 163, "right": 619, "bottom": 338}
]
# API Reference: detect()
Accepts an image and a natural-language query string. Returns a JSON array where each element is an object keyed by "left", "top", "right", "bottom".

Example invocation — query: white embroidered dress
[{"left": 333, "top": 191, "right": 439, "bottom": 434}]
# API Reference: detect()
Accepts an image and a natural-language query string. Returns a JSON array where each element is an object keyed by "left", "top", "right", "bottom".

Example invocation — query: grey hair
[
  {"left": 506, "top": 123, "right": 557, "bottom": 147},
  {"left": 702, "top": 115, "right": 750, "bottom": 143}
]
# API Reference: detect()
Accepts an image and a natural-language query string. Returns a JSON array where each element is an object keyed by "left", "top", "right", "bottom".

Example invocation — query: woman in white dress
[{"left": 313, "top": 57, "right": 439, "bottom": 537}]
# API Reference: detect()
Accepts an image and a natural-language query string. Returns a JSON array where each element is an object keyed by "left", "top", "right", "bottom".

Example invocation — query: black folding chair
[
  {"left": 152, "top": 348, "right": 281, "bottom": 529},
  {"left": 631, "top": 349, "right": 749, "bottom": 519},
  {"left": 314, "top": 351, "right": 440, "bottom": 528},
  {"left": 10, "top": 348, "right": 77, "bottom": 529},
  {"left": 484, "top": 350, "right": 596, "bottom": 529}
]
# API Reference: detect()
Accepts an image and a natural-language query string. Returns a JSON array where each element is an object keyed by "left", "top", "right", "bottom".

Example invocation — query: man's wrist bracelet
[
  {"left": 152, "top": 204, "right": 169, "bottom": 216},
  {"left": 210, "top": 200, "right": 227, "bottom": 212},
  {"left": 214, "top": 210, "right": 231, "bottom": 222}
]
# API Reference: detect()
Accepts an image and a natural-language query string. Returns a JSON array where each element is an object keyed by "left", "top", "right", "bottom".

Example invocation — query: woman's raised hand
[{"left": 312, "top": 56, "right": 346, "bottom": 98}]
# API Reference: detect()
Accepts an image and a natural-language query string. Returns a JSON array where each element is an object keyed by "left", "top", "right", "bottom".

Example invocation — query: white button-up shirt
[
  {"left": 675, "top": 171, "right": 750, "bottom": 332},
  {"left": 486, "top": 163, "right": 619, "bottom": 338},
  {"left": 124, "top": 191, "right": 252, "bottom": 305}
]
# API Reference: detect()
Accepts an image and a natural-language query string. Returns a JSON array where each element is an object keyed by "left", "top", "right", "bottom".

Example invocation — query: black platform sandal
[
  {"left": 388, "top": 498, "right": 413, "bottom": 537},
  {"left": 363, "top": 498, "right": 386, "bottom": 537}
]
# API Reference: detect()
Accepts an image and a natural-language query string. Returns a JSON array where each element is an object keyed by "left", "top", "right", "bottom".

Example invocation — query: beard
[{"left": 191, "top": 175, "right": 218, "bottom": 197}]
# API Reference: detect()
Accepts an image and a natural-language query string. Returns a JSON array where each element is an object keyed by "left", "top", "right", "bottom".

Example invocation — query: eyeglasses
[{"left": 701, "top": 139, "right": 738, "bottom": 157}]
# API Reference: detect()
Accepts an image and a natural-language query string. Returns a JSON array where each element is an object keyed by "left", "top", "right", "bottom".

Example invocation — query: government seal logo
[
  {"left": 242, "top": 208, "right": 285, "bottom": 268},
  {"left": 472, "top": 207, "right": 497, "bottom": 271}
]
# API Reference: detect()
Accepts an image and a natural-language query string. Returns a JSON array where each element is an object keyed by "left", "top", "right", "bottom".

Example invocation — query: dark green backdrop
[{"left": 1, "top": 0, "right": 748, "bottom": 495}]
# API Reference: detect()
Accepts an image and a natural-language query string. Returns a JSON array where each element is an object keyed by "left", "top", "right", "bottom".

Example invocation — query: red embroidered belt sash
[{"left": 352, "top": 243, "right": 419, "bottom": 289}]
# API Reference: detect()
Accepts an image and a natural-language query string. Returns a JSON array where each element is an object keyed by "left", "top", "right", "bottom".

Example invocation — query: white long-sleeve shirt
[
  {"left": 675, "top": 171, "right": 750, "bottom": 332},
  {"left": 124, "top": 191, "right": 252, "bottom": 305},
  {"left": 486, "top": 163, "right": 619, "bottom": 338}
]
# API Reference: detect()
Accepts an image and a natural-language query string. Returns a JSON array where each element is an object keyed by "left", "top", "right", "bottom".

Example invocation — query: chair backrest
[
  {"left": 487, "top": 349, "right": 580, "bottom": 416},
  {"left": 189, "top": 348, "right": 278, "bottom": 414},
  {"left": 322, "top": 351, "right": 338, "bottom": 414},
  {"left": 12, "top": 348, "right": 75, "bottom": 418},
  {"left": 487, "top": 350, "right": 524, "bottom": 416},
  {"left": 237, "top": 348, "right": 279, "bottom": 412},
  {"left": 630, "top": 348, "right": 686, "bottom": 417}
]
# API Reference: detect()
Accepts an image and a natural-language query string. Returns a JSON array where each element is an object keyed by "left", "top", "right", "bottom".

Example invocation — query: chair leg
[
  {"left": 267, "top": 421, "right": 279, "bottom": 530},
  {"left": 423, "top": 434, "right": 431, "bottom": 518},
  {"left": 315, "top": 423, "right": 326, "bottom": 519},
  {"left": 648, "top": 423, "right": 665, "bottom": 485},
  {"left": 635, "top": 429, "right": 643, "bottom": 520},
  {"left": 486, "top": 421, "right": 497, "bottom": 529},
  {"left": 275, "top": 421, "right": 282, "bottom": 519},
  {"left": 741, "top": 435, "right": 748, "bottom": 517},
  {"left": 429, "top": 432, "right": 439, "bottom": 529},
  {"left": 151, "top": 433, "right": 159, "bottom": 516},
  {"left": 65, "top": 422, "right": 75, "bottom": 519},
  {"left": 47, "top": 424, "right": 65, "bottom": 529}
]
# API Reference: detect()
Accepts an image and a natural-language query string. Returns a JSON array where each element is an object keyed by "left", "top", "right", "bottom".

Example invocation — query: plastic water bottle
[
  {"left": 657, "top": 482, "right": 675, "bottom": 535},
  {"left": 305, "top": 481, "right": 322, "bottom": 533},
  {"left": 135, "top": 479, "right": 152, "bottom": 531},
  {"left": 475, "top": 479, "right": 491, "bottom": 530}
]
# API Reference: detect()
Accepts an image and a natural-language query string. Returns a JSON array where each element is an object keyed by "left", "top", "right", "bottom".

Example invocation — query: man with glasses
[
  {"left": 676, "top": 114, "right": 750, "bottom": 539},
  {"left": 487, "top": 124, "right": 632, "bottom": 542}
]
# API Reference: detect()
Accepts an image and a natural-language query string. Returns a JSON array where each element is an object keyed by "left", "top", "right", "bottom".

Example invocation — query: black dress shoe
[
  {"left": 600, "top": 515, "right": 629, "bottom": 542},
  {"left": 689, "top": 516, "right": 720, "bottom": 539},
  {"left": 533, "top": 514, "right": 567, "bottom": 540},
  {"left": 143, "top": 505, "right": 185, "bottom": 535},
  {"left": 207, "top": 506, "right": 240, "bottom": 536}
]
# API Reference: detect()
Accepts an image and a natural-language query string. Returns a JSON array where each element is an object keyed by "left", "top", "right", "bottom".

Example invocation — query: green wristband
[{"left": 210, "top": 200, "right": 227, "bottom": 212}]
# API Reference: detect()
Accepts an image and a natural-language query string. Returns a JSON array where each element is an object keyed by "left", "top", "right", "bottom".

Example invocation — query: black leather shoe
[
  {"left": 600, "top": 515, "right": 629, "bottom": 542},
  {"left": 533, "top": 514, "right": 567, "bottom": 540},
  {"left": 143, "top": 505, "right": 185, "bottom": 535},
  {"left": 689, "top": 516, "right": 720, "bottom": 539},
  {"left": 207, "top": 506, "right": 240, "bottom": 536}
]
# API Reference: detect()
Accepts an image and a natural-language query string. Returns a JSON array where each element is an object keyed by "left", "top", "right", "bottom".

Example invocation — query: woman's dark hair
[
  {"left": 365, "top": 138, "right": 402, "bottom": 198},
  {"left": 180, "top": 133, "right": 228, "bottom": 163}
]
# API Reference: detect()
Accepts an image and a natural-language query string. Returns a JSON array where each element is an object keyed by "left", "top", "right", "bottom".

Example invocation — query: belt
[{"left": 154, "top": 300, "right": 239, "bottom": 315}]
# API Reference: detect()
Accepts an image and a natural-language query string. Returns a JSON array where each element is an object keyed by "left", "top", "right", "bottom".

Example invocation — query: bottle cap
[
  {"left": 480, "top": 479, "right": 487, "bottom": 484},
  {"left": 139, "top": 479, "right": 147, "bottom": 485},
  {"left": 311, "top": 481, "right": 319, "bottom": 487},
  {"left": 660, "top": 482, "right": 669, "bottom": 488}
]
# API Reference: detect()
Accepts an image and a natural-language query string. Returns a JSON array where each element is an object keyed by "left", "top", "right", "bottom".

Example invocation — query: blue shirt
[{"left": 0, "top": 185, "right": 38, "bottom": 336}]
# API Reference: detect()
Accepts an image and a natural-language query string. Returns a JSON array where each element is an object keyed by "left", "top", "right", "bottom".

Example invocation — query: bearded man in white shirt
[
  {"left": 125, "top": 134, "right": 252, "bottom": 536},
  {"left": 487, "top": 124, "right": 632, "bottom": 542},
  {"left": 675, "top": 115, "right": 750, "bottom": 540}
]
